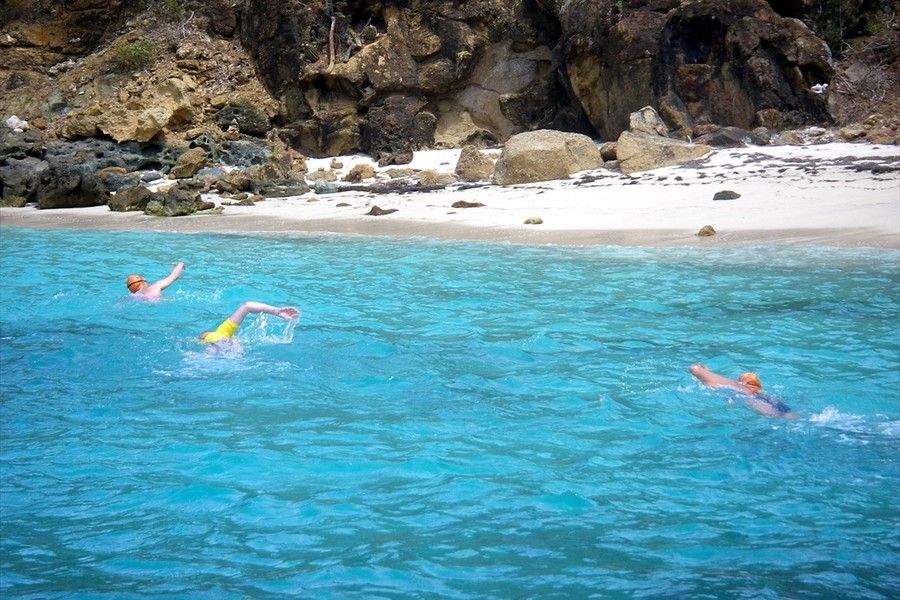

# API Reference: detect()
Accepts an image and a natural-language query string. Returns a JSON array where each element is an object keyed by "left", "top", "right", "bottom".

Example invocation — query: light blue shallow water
[{"left": 1, "top": 226, "right": 898, "bottom": 599}]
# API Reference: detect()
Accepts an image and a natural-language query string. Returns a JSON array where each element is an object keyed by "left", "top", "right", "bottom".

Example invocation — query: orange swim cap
[
  {"left": 738, "top": 372, "right": 762, "bottom": 393},
  {"left": 126, "top": 275, "right": 146, "bottom": 293}
]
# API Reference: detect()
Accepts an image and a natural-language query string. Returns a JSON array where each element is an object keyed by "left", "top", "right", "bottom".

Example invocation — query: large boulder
[
  {"left": 1, "top": 156, "right": 47, "bottom": 203},
  {"left": 108, "top": 186, "right": 154, "bottom": 212},
  {"left": 144, "top": 185, "right": 213, "bottom": 217},
  {"left": 492, "top": 129, "right": 603, "bottom": 185},
  {"left": 36, "top": 157, "right": 110, "bottom": 209},
  {"left": 615, "top": 131, "right": 711, "bottom": 174}
]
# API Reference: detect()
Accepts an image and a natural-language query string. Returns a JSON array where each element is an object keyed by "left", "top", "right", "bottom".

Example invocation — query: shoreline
[
  {"left": 2, "top": 207, "right": 898, "bottom": 249},
  {"left": 2, "top": 142, "right": 898, "bottom": 249}
]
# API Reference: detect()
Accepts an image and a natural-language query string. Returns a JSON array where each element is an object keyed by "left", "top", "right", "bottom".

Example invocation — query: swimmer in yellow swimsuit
[{"left": 199, "top": 301, "right": 299, "bottom": 344}]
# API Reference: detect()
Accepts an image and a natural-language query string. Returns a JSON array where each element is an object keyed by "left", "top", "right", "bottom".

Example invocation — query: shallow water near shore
[{"left": 1, "top": 227, "right": 898, "bottom": 598}]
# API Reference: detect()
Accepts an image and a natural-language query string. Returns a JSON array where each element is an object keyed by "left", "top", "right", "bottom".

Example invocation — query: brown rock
[
  {"left": 366, "top": 205, "right": 398, "bottom": 216},
  {"left": 454, "top": 145, "right": 495, "bottom": 181},
  {"left": 170, "top": 148, "right": 208, "bottom": 179},
  {"left": 344, "top": 164, "right": 376, "bottom": 182},
  {"left": 698, "top": 225, "right": 716, "bottom": 237}
]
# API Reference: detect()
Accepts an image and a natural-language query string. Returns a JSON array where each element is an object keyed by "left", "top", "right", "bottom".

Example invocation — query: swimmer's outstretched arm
[
  {"left": 228, "top": 301, "right": 299, "bottom": 326},
  {"left": 147, "top": 262, "right": 185, "bottom": 293},
  {"left": 689, "top": 364, "right": 746, "bottom": 392}
]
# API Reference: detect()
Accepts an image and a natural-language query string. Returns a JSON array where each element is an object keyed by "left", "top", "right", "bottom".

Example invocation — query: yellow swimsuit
[{"left": 200, "top": 319, "right": 239, "bottom": 344}]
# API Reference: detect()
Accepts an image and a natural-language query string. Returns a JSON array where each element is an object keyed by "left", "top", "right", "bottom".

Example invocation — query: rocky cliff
[{"left": 1, "top": 0, "right": 897, "bottom": 159}]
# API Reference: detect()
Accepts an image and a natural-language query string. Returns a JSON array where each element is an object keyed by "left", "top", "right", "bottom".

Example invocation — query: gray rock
[
  {"left": 220, "top": 140, "right": 271, "bottom": 167},
  {"left": 141, "top": 171, "right": 164, "bottom": 182},
  {"left": 451, "top": 200, "right": 484, "bottom": 208},
  {"left": 1, "top": 156, "right": 47, "bottom": 201},
  {"left": 36, "top": 157, "right": 110, "bottom": 209},
  {"left": 216, "top": 101, "right": 271, "bottom": 137},
  {"left": 713, "top": 190, "right": 741, "bottom": 201},
  {"left": 102, "top": 172, "right": 141, "bottom": 192},
  {"left": 629, "top": 106, "right": 669, "bottom": 137},
  {"left": 314, "top": 181, "right": 339, "bottom": 194},
  {"left": 695, "top": 127, "right": 753, "bottom": 148}
]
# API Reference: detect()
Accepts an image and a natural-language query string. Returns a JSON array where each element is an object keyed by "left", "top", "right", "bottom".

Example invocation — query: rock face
[
  {"left": 559, "top": 0, "right": 834, "bottom": 139},
  {"left": 493, "top": 129, "right": 603, "bottom": 185},
  {"left": 615, "top": 131, "right": 711, "bottom": 174},
  {"left": 0, "top": 0, "right": 892, "bottom": 170},
  {"left": 241, "top": 0, "right": 585, "bottom": 156}
]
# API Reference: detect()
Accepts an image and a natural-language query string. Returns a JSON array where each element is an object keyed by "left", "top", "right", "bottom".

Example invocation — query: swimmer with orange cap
[
  {"left": 199, "top": 301, "right": 299, "bottom": 346},
  {"left": 126, "top": 262, "right": 185, "bottom": 300},
  {"left": 689, "top": 363, "right": 797, "bottom": 419}
]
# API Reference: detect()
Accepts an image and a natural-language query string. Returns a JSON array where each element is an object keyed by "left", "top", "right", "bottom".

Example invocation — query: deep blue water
[{"left": 1, "top": 226, "right": 898, "bottom": 599}]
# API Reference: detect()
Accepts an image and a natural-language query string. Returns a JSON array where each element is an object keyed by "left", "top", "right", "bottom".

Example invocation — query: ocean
[{"left": 1, "top": 227, "right": 898, "bottom": 598}]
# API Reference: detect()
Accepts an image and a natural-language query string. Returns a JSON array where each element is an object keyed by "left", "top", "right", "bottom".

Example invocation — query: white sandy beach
[{"left": 2, "top": 142, "right": 898, "bottom": 248}]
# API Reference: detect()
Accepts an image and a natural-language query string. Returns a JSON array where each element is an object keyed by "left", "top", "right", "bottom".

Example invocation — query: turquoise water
[{"left": 1, "top": 226, "right": 898, "bottom": 599}]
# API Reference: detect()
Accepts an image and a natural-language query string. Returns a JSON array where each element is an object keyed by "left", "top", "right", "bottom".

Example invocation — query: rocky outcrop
[
  {"left": 492, "top": 129, "right": 603, "bottom": 185},
  {"left": 241, "top": 0, "right": 582, "bottom": 156},
  {"left": 558, "top": 0, "right": 835, "bottom": 139},
  {"left": 0, "top": 0, "right": 894, "bottom": 176}
]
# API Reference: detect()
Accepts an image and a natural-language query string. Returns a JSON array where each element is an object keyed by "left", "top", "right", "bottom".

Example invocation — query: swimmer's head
[
  {"left": 126, "top": 275, "right": 146, "bottom": 294},
  {"left": 738, "top": 372, "right": 762, "bottom": 393}
]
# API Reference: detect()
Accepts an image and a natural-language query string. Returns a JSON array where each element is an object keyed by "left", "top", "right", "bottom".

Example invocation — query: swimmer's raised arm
[
  {"left": 147, "top": 262, "right": 185, "bottom": 294},
  {"left": 689, "top": 364, "right": 747, "bottom": 393},
  {"left": 227, "top": 301, "right": 299, "bottom": 326}
]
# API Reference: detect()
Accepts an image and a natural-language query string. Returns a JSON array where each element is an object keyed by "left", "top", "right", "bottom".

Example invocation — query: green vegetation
[
  {"left": 161, "top": 0, "right": 184, "bottom": 22},
  {"left": 812, "top": 0, "right": 894, "bottom": 56},
  {"left": 112, "top": 39, "right": 159, "bottom": 71}
]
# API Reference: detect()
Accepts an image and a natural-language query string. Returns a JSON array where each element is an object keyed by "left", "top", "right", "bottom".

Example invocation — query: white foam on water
[
  {"left": 807, "top": 406, "right": 898, "bottom": 442},
  {"left": 809, "top": 406, "right": 867, "bottom": 430},
  {"left": 241, "top": 313, "right": 300, "bottom": 345}
]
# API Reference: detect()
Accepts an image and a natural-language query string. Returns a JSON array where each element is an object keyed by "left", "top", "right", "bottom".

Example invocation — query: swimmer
[
  {"left": 689, "top": 363, "right": 798, "bottom": 419},
  {"left": 199, "top": 301, "right": 299, "bottom": 345},
  {"left": 126, "top": 262, "right": 185, "bottom": 300}
]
